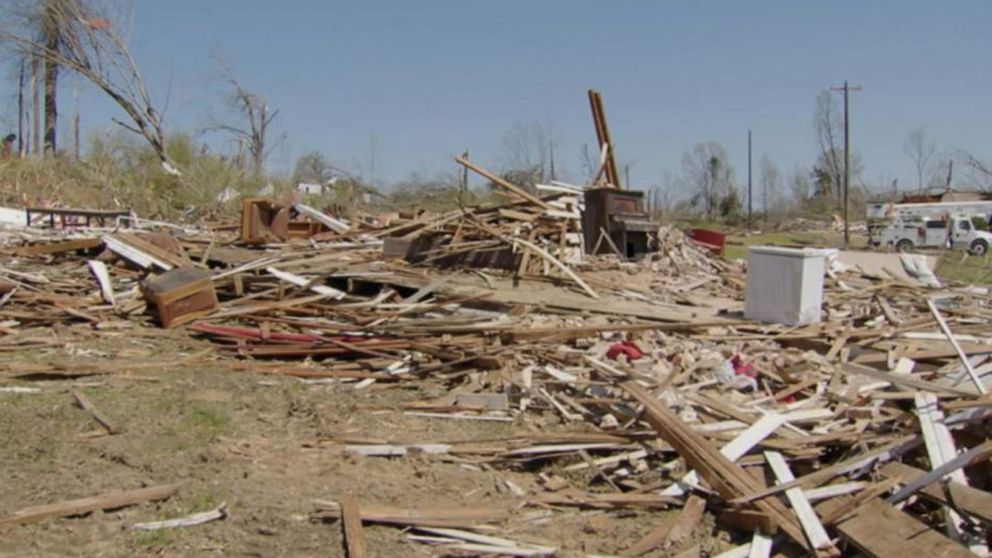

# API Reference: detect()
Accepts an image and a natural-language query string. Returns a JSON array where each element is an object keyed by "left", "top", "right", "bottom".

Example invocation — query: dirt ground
[{"left": 0, "top": 326, "right": 742, "bottom": 557}]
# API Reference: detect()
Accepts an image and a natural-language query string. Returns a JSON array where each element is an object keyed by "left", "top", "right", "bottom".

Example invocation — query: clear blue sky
[{"left": 47, "top": 1, "right": 992, "bottom": 194}]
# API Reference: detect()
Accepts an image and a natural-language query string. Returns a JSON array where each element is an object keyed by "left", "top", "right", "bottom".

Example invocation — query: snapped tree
[{"left": 0, "top": 0, "right": 181, "bottom": 176}]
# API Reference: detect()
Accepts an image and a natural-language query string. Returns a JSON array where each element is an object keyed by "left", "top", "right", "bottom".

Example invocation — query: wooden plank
[
  {"left": 888, "top": 440, "right": 992, "bottom": 504},
  {"left": 0, "top": 484, "right": 180, "bottom": 526},
  {"left": 620, "top": 381, "right": 810, "bottom": 552},
  {"left": 927, "top": 299, "right": 987, "bottom": 394},
  {"left": 341, "top": 495, "right": 367, "bottom": 558},
  {"left": 663, "top": 412, "right": 787, "bottom": 497},
  {"left": 879, "top": 462, "right": 992, "bottom": 524},
  {"left": 71, "top": 389, "right": 120, "bottom": 435},
  {"left": 831, "top": 499, "right": 973, "bottom": 558},
  {"left": 764, "top": 451, "right": 833, "bottom": 553},
  {"left": 455, "top": 156, "right": 551, "bottom": 209},
  {"left": 915, "top": 393, "right": 971, "bottom": 543},
  {"left": 842, "top": 363, "right": 978, "bottom": 398},
  {"left": 313, "top": 500, "right": 509, "bottom": 529},
  {"left": 746, "top": 530, "right": 773, "bottom": 558},
  {"left": 15, "top": 237, "right": 102, "bottom": 257},
  {"left": 86, "top": 260, "right": 116, "bottom": 305}
]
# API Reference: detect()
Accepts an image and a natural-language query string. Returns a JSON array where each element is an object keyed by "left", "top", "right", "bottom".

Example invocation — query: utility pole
[
  {"left": 831, "top": 81, "right": 862, "bottom": 248},
  {"left": 747, "top": 130, "right": 752, "bottom": 231}
]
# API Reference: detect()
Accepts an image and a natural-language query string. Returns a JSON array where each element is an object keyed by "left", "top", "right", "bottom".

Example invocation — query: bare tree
[
  {"left": 959, "top": 150, "right": 992, "bottom": 191},
  {"left": 681, "top": 142, "right": 737, "bottom": 219},
  {"left": 759, "top": 155, "right": 780, "bottom": 214},
  {"left": 814, "top": 91, "right": 843, "bottom": 203},
  {"left": 1, "top": 0, "right": 180, "bottom": 175},
  {"left": 903, "top": 128, "right": 936, "bottom": 193},
  {"left": 500, "top": 120, "right": 557, "bottom": 187},
  {"left": 207, "top": 64, "right": 278, "bottom": 178}
]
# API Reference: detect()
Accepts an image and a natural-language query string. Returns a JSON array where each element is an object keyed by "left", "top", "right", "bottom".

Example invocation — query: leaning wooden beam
[
  {"left": 512, "top": 237, "right": 599, "bottom": 299},
  {"left": 620, "top": 381, "right": 810, "bottom": 552},
  {"left": 764, "top": 451, "right": 834, "bottom": 554},
  {"left": 454, "top": 156, "right": 551, "bottom": 209},
  {"left": 341, "top": 495, "right": 368, "bottom": 558},
  {"left": 927, "top": 298, "right": 987, "bottom": 394},
  {"left": 0, "top": 484, "right": 180, "bottom": 527}
]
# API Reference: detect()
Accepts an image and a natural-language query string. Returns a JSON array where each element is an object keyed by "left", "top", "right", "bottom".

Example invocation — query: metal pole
[{"left": 747, "top": 130, "right": 752, "bottom": 230}]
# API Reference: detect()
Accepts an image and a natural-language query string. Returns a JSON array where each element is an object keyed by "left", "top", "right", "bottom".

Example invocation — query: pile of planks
[{"left": 1, "top": 203, "right": 991, "bottom": 557}]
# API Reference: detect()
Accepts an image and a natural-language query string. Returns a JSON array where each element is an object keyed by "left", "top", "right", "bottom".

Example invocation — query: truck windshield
[{"left": 958, "top": 221, "right": 971, "bottom": 231}]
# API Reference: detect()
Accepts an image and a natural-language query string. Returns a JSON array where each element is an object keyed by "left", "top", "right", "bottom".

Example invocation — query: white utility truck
[{"left": 867, "top": 200, "right": 992, "bottom": 255}]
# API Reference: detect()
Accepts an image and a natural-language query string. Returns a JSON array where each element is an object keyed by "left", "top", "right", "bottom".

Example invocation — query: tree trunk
[
  {"left": 17, "top": 60, "right": 25, "bottom": 157},
  {"left": 31, "top": 57, "right": 41, "bottom": 157},
  {"left": 43, "top": 7, "right": 59, "bottom": 157}
]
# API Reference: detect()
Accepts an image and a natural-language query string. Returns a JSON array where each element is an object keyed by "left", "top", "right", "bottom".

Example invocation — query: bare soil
[{"left": 0, "top": 327, "right": 743, "bottom": 557}]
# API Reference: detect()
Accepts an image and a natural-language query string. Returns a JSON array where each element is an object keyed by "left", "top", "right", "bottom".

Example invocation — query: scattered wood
[
  {"left": 0, "top": 484, "right": 180, "bottom": 527},
  {"left": 131, "top": 504, "right": 227, "bottom": 531},
  {"left": 71, "top": 389, "right": 120, "bottom": 435},
  {"left": 341, "top": 495, "right": 368, "bottom": 558}
]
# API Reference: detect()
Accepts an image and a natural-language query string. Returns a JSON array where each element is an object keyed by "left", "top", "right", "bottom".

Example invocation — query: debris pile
[{"left": 0, "top": 194, "right": 990, "bottom": 558}]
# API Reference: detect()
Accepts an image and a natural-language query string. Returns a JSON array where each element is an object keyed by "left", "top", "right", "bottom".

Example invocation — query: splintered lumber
[
  {"left": 102, "top": 234, "right": 174, "bottom": 270},
  {"left": 313, "top": 500, "right": 509, "bottom": 528},
  {"left": 455, "top": 156, "right": 551, "bottom": 209},
  {"left": 878, "top": 462, "right": 992, "bottom": 524},
  {"left": 71, "top": 389, "right": 120, "bottom": 435},
  {"left": 763, "top": 451, "right": 834, "bottom": 554},
  {"left": 663, "top": 412, "right": 787, "bottom": 497},
  {"left": 620, "top": 381, "right": 810, "bottom": 552},
  {"left": 828, "top": 498, "right": 974, "bottom": 558},
  {"left": 0, "top": 484, "right": 180, "bottom": 527},
  {"left": 927, "top": 299, "right": 987, "bottom": 394},
  {"left": 341, "top": 495, "right": 368, "bottom": 558},
  {"left": 131, "top": 504, "right": 227, "bottom": 531}
]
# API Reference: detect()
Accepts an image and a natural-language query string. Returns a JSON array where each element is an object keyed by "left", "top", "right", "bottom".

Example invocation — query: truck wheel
[
  {"left": 895, "top": 239, "right": 914, "bottom": 253},
  {"left": 970, "top": 240, "right": 988, "bottom": 256}
]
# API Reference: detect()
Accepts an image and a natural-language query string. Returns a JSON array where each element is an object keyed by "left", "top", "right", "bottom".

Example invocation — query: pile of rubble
[{"left": 0, "top": 187, "right": 990, "bottom": 558}]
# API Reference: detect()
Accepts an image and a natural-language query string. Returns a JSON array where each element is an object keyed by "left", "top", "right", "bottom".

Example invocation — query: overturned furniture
[
  {"left": 141, "top": 268, "right": 218, "bottom": 328},
  {"left": 582, "top": 187, "right": 656, "bottom": 259}
]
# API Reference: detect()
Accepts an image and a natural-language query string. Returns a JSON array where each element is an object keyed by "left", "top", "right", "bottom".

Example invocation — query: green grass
[
  {"left": 709, "top": 223, "right": 992, "bottom": 286},
  {"left": 184, "top": 404, "right": 230, "bottom": 431},
  {"left": 136, "top": 529, "right": 174, "bottom": 548},
  {"left": 935, "top": 251, "right": 992, "bottom": 285}
]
